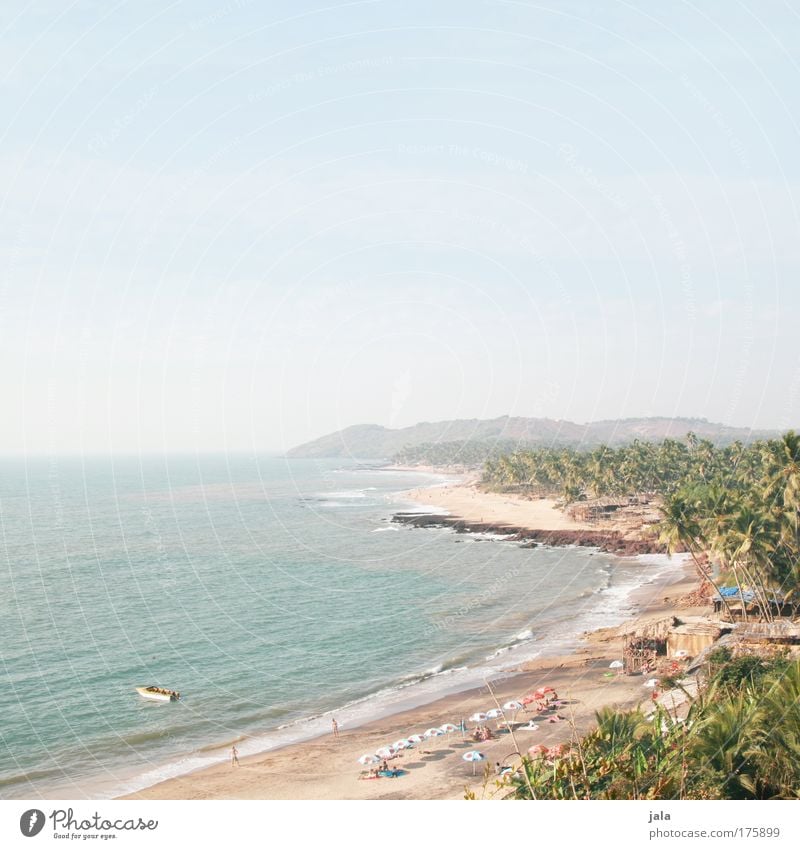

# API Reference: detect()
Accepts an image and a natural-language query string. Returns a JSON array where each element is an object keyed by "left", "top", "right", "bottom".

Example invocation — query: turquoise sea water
[{"left": 0, "top": 456, "right": 679, "bottom": 799}]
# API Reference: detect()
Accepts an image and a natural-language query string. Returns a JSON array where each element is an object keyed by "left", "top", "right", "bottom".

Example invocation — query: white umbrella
[
  {"left": 462, "top": 750, "right": 486, "bottom": 775},
  {"left": 486, "top": 708, "right": 504, "bottom": 719},
  {"left": 438, "top": 723, "right": 458, "bottom": 741},
  {"left": 406, "top": 734, "right": 424, "bottom": 745},
  {"left": 609, "top": 660, "right": 624, "bottom": 669},
  {"left": 393, "top": 738, "right": 413, "bottom": 750},
  {"left": 503, "top": 700, "right": 523, "bottom": 711},
  {"left": 375, "top": 746, "right": 396, "bottom": 759},
  {"left": 423, "top": 727, "right": 443, "bottom": 749},
  {"left": 358, "top": 754, "right": 380, "bottom": 765},
  {"left": 469, "top": 712, "right": 488, "bottom": 723}
]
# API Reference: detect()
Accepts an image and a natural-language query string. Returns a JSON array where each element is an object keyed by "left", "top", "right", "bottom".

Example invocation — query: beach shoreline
[{"left": 119, "top": 481, "right": 700, "bottom": 801}]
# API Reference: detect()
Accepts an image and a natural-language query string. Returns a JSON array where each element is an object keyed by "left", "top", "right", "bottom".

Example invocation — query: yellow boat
[{"left": 136, "top": 685, "right": 180, "bottom": 702}]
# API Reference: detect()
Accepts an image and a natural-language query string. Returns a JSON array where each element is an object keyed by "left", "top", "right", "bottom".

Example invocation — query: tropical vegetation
[
  {"left": 500, "top": 651, "right": 800, "bottom": 800},
  {"left": 482, "top": 432, "right": 800, "bottom": 618}
]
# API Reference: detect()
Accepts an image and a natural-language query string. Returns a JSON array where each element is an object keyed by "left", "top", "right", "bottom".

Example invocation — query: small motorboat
[{"left": 136, "top": 685, "right": 180, "bottom": 702}]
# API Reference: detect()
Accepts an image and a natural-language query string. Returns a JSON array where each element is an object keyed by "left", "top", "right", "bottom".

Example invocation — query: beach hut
[
  {"left": 712, "top": 587, "right": 757, "bottom": 620},
  {"left": 666, "top": 619, "right": 723, "bottom": 659},
  {"left": 622, "top": 617, "right": 674, "bottom": 674},
  {"left": 732, "top": 620, "right": 800, "bottom": 645}
]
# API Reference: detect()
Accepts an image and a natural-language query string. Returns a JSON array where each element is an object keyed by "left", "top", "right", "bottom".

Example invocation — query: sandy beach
[
  {"left": 401, "top": 481, "right": 595, "bottom": 531},
  {"left": 122, "top": 482, "right": 698, "bottom": 801}
]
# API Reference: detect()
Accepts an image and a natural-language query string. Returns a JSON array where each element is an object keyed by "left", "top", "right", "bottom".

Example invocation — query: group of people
[
  {"left": 472, "top": 725, "right": 494, "bottom": 742},
  {"left": 360, "top": 759, "right": 403, "bottom": 780}
]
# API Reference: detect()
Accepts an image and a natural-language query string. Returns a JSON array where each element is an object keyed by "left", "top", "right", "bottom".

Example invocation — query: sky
[{"left": 1, "top": 0, "right": 799, "bottom": 454}]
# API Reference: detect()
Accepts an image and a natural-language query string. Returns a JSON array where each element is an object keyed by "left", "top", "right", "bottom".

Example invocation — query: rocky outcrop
[{"left": 390, "top": 512, "right": 670, "bottom": 555}]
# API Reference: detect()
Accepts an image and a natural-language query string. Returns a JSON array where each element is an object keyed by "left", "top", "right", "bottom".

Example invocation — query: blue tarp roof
[{"left": 717, "top": 587, "right": 755, "bottom": 602}]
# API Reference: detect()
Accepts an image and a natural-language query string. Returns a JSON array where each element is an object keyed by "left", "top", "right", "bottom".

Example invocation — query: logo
[{"left": 19, "top": 809, "right": 46, "bottom": 837}]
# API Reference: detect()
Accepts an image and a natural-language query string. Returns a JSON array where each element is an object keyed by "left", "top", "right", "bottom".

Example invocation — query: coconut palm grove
[{"left": 479, "top": 432, "right": 800, "bottom": 799}]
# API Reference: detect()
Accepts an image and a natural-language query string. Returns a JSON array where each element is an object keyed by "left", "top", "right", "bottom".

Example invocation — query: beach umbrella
[
  {"left": 469, "top": 712, "right": 488, "bottom": 723},
  {"left": 406, "top": 734, "right": 424, "bottom": 745},
  {"left": 438, "top": 723, "right": 458, "bottom": 741},
  {"left": 358, "top": 754, "right": 380, "bottom": 765},
  {"left": 609, "top": 660, "right": 624, "bottom": 669},
  {"left": 375, "top": 746, "right": 396, "bottom": 759},
  {"left": 520, "top": 695, "right": 535, "bottom": 706},
  {"left": 462, "top": 750, "right": 486, "bottom": 775},
  {"left": 393, "top": 738, "right": 413, "bottom": 750},
  {"left": 503, "top": 700, "right": 523, "bottom": 712},
  {"left": 486, "top": 708, "right": 504, "bottom": 719},
  {"left": 423, "top": 728, "right": 443, "bottom": 749}
]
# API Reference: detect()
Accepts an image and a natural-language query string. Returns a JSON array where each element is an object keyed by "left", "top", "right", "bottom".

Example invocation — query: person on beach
[
  {"left": 332, "top": 717, "right": 340, "bottom": 739},
  {"left": 231, "top": 745, "right": 240, "bottom": 767}
]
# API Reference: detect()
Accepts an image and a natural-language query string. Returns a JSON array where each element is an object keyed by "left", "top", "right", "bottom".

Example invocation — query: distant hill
[{"left": 286, "top": 416, "right": 779, "bottom": 460}]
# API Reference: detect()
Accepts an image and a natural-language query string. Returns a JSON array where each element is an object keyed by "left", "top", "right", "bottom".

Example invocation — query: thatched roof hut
[
  {"left": 622, "top": 617, "right": 676, "bottom": 673},
  {"left": 625, "top": 616, "right": 677, "bottom": 641},
  {"left": 732, "top": 620, "right": 800, "bottom": 643}
]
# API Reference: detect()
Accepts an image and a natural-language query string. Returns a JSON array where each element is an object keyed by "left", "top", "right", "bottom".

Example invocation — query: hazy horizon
[
  {"left": 3, "top": 2, "right": 799, "bottom": 454},
  {"left": 0, "top": 411, "right": 792, "bottom": 459}
]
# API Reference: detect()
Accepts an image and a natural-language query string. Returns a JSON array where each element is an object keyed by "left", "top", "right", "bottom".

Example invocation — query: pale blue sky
[{"left": 2, "top": 1, "right": 799, "bottom": 453}]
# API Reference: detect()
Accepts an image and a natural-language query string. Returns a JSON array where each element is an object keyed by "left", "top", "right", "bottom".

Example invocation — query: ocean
[{"left": 0, "top": 455, "right": 681, "bottom": 799}]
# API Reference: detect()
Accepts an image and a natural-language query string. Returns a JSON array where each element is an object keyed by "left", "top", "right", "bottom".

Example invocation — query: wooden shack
[
  {"left": 732, "top": 620, "right": 800, "bottom": 645},
  {"left": 666, "top": 619, "right": 723, "bottom": 659},
  {"left": 623, "top": 617, "right": 674, "bottom": 674}
]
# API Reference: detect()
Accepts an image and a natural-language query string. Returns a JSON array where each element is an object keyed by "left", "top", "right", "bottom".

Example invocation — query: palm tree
[{"left": 658, "top": 490, "right": 732, "bottom": 618}]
